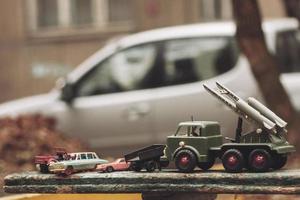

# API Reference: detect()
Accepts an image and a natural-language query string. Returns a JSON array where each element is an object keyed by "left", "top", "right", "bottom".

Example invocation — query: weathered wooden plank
[{"left": 4, "top": 169, "right": 300, "bottom": 194}]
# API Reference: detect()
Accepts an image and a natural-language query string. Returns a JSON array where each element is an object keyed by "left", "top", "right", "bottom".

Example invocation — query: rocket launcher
[{"left": 203, "top": 82, "right": 287, "bottom": 135}]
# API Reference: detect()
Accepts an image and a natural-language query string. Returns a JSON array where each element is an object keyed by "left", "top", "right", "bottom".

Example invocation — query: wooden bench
[{"left": 4, "top": 169, "right": 300, "bottom": 200}]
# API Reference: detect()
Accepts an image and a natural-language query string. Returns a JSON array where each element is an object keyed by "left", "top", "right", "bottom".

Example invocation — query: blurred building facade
[{"left": 0, "top": 0, "right": 286, "bottom": 102}]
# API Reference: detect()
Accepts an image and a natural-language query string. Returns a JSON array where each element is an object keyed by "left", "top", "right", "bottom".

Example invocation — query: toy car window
[
  {"left": 71, "top": 155, "right": 77, "bottom": 160},
  {"left": 175, "top": 126, "right": 188, "bottom": 136},
  {"left": 189, "top": 126, "right": 200, "bottom": 137},
  {"left": 75, "top": 44, "right": 158, "bottom": 97},
  {"left": 80, "top": 154, "right": 87, "bottom": 159},
  {"left": 92, "top": 154, "right": 96, "bottom": 159},
  {"left": 87, "top": 153, "right": 93, "bottom": 159},
  {"left": 163, "top": 37, "right": 238, "bottom": 86},
  {"left": 275, "top": 29, "right": 300, "bottom": 73}
]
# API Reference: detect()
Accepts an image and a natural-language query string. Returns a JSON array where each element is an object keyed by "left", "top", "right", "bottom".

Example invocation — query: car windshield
[
  {"left": 275, "top": 29, "right": 300, "bottom": 73},
  {"left": 175, "top": 125, "right": 202, "bottom": 136}
]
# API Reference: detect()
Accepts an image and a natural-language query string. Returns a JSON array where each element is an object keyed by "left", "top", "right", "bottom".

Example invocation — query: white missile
[
  {"left": 236, "top": 100, "right": 276, "bottom": 131},
  {"left": 248, "top": 97, "right": 287, "bottom": 128}
]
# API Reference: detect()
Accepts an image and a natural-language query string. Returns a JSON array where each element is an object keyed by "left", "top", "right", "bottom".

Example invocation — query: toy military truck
[{"left": 164, "top": 82, "right": 295, "bottom": 173}]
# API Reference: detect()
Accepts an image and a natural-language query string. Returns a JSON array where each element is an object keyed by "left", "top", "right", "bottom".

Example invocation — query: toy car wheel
[
  {"left": 248, "top": 149, "right": 271, "bottom": 172},
  {"left": 106, "top": 166, "right": 114, "bottom": 173},
  {"left": 131, "top": 164, "right": 142, "bottom": 172},
  {"left": 222, "top": 149, "right": 244, "bottom": 173},
  {"left": 198, "top": 157, "right": 215, "bottom": 171},
  {"left": 175, "top": 149, "right": 197, "bottom": 173},
  {"left": 145, "top": 161, "right": 156, "bottom": 172},
  {"left": 272, "top": 154, "right": 287, "bottom": 170},
  {"left": 40, "top": 164, "right": 49, "bottom": 173},
  {"left": 64, "top": 166, "right": 73, "bottom": 176}
]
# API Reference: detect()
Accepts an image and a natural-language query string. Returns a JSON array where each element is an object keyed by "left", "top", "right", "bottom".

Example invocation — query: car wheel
[
  {"left": 175, "top": 149, "right": 197, "bottom": 173},
  {"left": 130, "top": 163, "right": 142, "bottom": 172},
  {"left": 145, "top": 161, "right": 156, "bottom": 172},
  {"left": 222, "top": 149, "right": 244, "bottom": 173},
  {"left": 106, "top": 166, "right": 114, "bottom": 173},
  {"left": 248, "top": 149, "right": 271, "bottom": 172},
  {"left": 198, "top": 157, "right": 215, "bottom": 171},
  {"left": 272, "top": 154, "right": 287, "bottom": 170},
  {"left": 40, "top": 164, "right": 49, "bottom": 173},
  {"left": 64, "top": 166, "right": 73, "bottom": 176}
]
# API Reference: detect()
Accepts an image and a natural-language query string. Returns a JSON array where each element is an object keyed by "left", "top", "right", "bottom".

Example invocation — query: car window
[
  {"left": 275, "top": 29, "right": 300, "bottom": 73},
  {"left": 87, "top": 153, "right": 93, "bottom": 159},
  {"left": 92, "top": 154, "right": 97, "bottom": 159},
  {"left": 162, "top": 37, "right": 238, "bottom": 85},
  {"left": 75, "top": 44, "right": 157, "bottom": 97},
  {"left": 176, "top": 126, "right": 189, "bottom": 136},
  {"left": 80, "top": 153, "right": 87, "bottom": 159}
]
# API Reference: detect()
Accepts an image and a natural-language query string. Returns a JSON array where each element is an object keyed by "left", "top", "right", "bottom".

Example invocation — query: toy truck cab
[{"left": 165, "top": 121, "right": 223, "bottom": 172}]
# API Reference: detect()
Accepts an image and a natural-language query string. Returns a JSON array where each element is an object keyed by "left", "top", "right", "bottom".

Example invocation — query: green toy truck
[{"left": 125, "top": 82, "right": 295, "bottom": 173}]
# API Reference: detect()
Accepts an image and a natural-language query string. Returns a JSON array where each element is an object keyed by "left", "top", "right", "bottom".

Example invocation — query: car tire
[
  {"left": 145, "top": 161, "right": 156, "bottom": 172},
  {"left": 272, "top": 154, "right": 287, "bottom": 170},
  {"left": 40, "top": 164, "right": 49, "bottom": 173},
  {"left": 131, "top": 163, "right": 142, "bottom": 172},
  {"left": 248, "top": 149, "right": 271, "bottom": 172},
  {"left": 222, "top": 149, "right": 244, "bottom": 173},
  {"left": 175, "top": 149, "right": 197, "bottom": 173},
  {"left": 198, "top": 157, "right": 215, "bottom": 171},
  {"left": 106, "top": 166, "right": 114, "bottom": 173},
  {"left": 64, "top": 166, "right": 73, "bottom": 176}
]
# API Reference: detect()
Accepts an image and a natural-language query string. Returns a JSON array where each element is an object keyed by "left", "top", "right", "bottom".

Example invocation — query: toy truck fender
[{"left": 171, "top": 145, "right": 203, "bottom": 162}]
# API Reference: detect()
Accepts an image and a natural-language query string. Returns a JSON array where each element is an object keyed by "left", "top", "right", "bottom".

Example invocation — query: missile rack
[{"left": 201, "top": 82, "right": 295, "bottom": 172}]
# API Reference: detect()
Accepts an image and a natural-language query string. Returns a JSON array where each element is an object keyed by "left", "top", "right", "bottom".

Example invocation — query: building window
[
  {"left": 26, "top": 0, "right": 133, "bottom": 33},
  {"left": 37, "top": 0, "right": 58, "bottom": 27},
  {"left": 71, "top": 0, "right": 93, "bottom": 25},
  {"left": 199, "top": 0, "right": 232, "bottom": 21}
]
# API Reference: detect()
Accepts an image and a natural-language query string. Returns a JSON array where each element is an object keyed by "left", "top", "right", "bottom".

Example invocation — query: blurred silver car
[{"left": 0, "top": 18, "right": 299, "bottom": 151}]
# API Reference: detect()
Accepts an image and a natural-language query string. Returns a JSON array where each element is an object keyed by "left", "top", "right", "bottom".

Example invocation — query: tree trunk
[
  {"left": 231, "top": 0, "right": 300, "bottom": 150},
  {"left": 283, "top": 0, "right": 300, "bottom": 22}
]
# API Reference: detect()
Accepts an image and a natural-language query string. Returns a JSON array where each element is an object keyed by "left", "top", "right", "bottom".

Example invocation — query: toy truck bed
[
  {"left": 124, "top": 144, "right": 165, "bottom": 162},
  {"left": 124, "top": 144, "right": 166, "bottom": 172}
]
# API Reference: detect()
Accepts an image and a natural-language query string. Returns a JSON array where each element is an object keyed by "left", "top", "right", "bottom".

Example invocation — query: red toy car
[
  {"left": 35, "top": 148, "right": 70, "bottom": 173},
  {"left": 97, "top": 158, "right": 130, "bottom": 172}
]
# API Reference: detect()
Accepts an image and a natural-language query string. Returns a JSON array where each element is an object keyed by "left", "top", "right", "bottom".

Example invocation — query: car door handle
[{"left": 125, "top": 103, "right": 150, "bottom": 121}]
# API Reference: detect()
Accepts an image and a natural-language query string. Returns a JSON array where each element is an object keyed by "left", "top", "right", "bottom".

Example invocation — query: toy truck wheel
[
  {"left": 272, "top": 154, "right": 287, "bottom": 170},
  {"left": 222, "top": 149, "right": 244, "bottom": 173},
  {"left": 175, "top": 149, "right": 197, "bottom": 173},
  {"left": 145, "top": 161, "right": 156, "bottom": 172},
  {"left": 40, "top": 164, "right": 49, "bottom": 173},
  {"left": 198, "top": 158, "right": 215, "bottom": 171},
  {"left": 131, "top": 163, "right": 142, "bottom": 172},
  {"left": 248, "top": 149, "right": 271, "bottom": 172},
  {"left": 106, "top": 166, "right": 114, "bottom": 173},
  {"left": 64, "top": 166, "right": 73, "bottom": 176}
]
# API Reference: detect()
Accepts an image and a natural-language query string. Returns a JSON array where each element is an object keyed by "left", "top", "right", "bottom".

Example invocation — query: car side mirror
[{"left": 61, "top": 82, "right": 76, "bottom": 103}]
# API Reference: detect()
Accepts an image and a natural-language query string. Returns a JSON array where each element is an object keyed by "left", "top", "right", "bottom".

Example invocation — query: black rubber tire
[
  {"left": 64, "top": 166, "right": 73, "bottom": 176},
  {"left": 248, "top": 149, "right": 272, "bottom": 172},
  {"left": 160, "top": 160, "right": 170, "bottom": 168},
  {"left": 175, "top": 149, "right": 197, "bottom": 173},
  {"left": 145, "top": 161, "right": 156, "bottom": 172},
  {"left": 131, "top": 163, "right": 142, "bottom": 172},
  {"left": 198, "top": 157, "right": 215, "bottom": 171},
  {"left": 40, "top": 164, "right": 49, "bottom": 173},
  {"left": 272, "top": 154, "right": 287, "bottom": 170},
  {"left": 106, "top": 166, "right": 114, "bottom": 173},
  {"left": 222, "top": 149, "right": 244, "bottom": 173}
]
